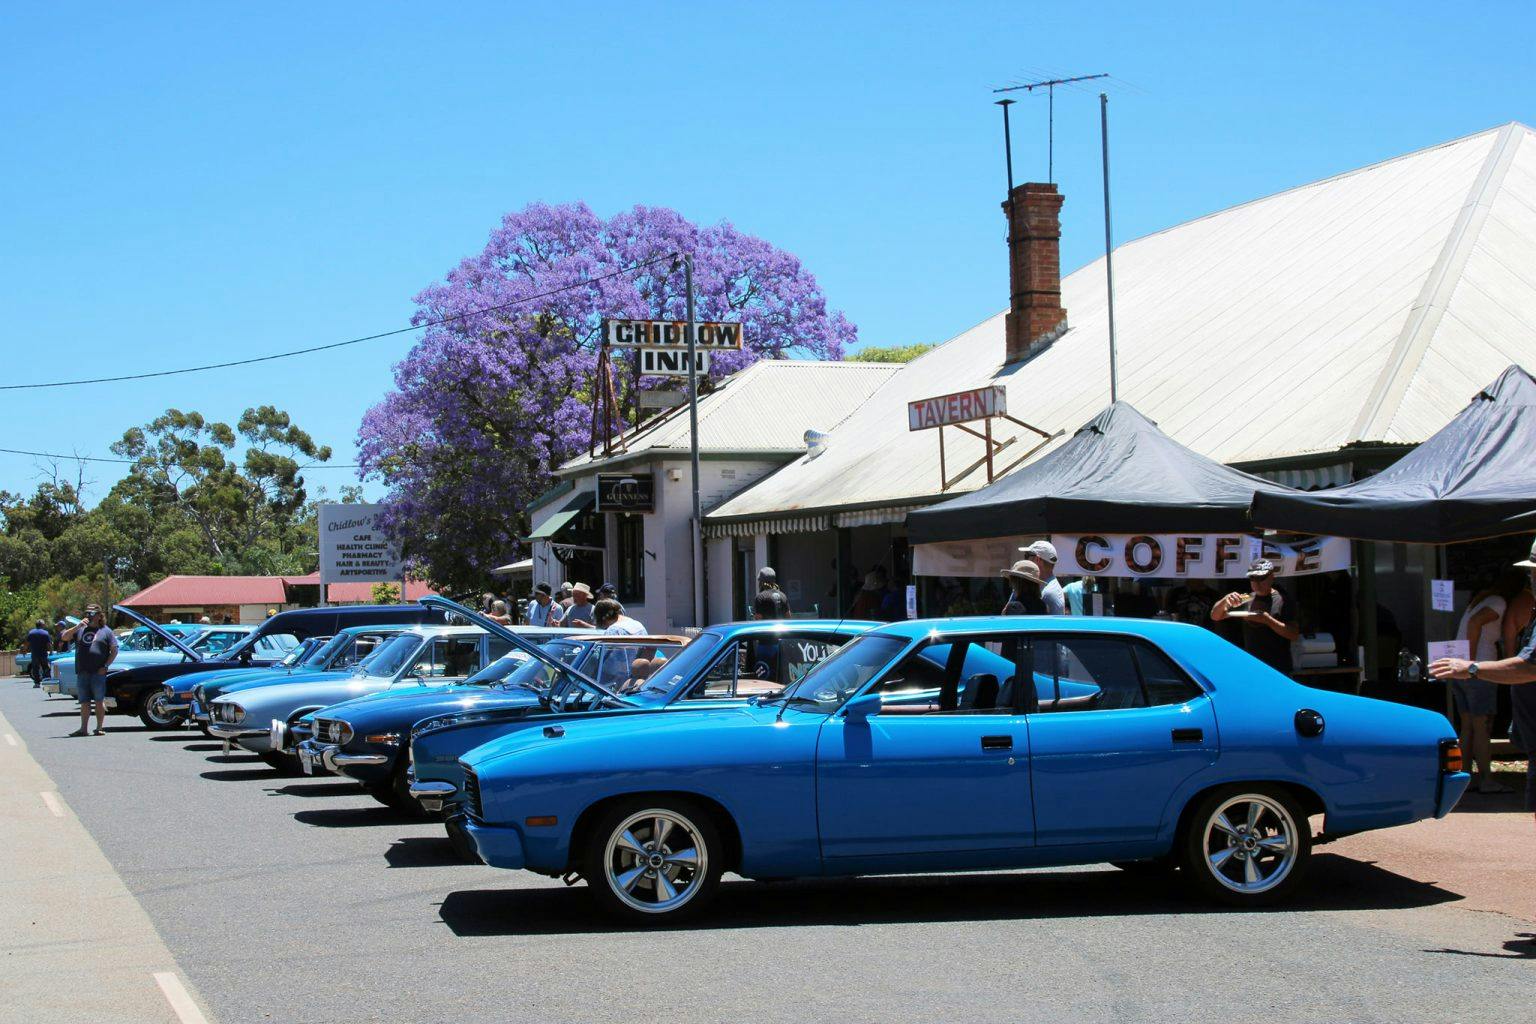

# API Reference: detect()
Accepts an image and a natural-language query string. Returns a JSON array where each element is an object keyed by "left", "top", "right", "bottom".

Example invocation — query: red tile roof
[{"left": 122, "top": 574, "right": 438, "bottom": 608}]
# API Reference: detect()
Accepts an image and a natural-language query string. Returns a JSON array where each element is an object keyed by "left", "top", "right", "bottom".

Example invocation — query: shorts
[
  {"left": 77, "top": 672, "right": 108, "bottom": 704},
  {"left": 1450, "top": 677, "right": 1497, "bottom": 717}
]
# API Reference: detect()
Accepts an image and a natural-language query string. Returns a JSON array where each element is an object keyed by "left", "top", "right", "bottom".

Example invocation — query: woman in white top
[{"left": 1453, "top": 576, "right": 1523, "bottom": 793}]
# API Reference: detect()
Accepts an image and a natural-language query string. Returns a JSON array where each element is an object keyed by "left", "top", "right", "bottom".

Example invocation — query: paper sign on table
[{"left": 1430, "top": 579, "right": 1455, "bottom": 612}]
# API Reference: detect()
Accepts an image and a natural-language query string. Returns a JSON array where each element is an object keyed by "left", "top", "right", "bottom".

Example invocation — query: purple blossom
[{"left": 356, "top": 202, "right": 856, "bottom": 590}]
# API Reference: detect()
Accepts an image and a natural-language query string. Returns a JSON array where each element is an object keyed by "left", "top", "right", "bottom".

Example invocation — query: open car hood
[{"left": 113, "top": 605, "right": 204, "bottom": 662}]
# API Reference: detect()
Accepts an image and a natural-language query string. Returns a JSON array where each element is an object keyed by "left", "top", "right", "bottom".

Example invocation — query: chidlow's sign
[
  {"left": 596, "top": 473, "right": 656, "bottom": 513},
  {"left": 318, "top": 504, "right": 405, "bottom": 585},
  {"left": 913, "top": 532, "right": 1349, "bottom": 580},
  {"left": 604, "top": 320, "right": 744, "bottom": 349},
  {"left": 907, "top": 385, "right": 1008, "bottom": 431}
]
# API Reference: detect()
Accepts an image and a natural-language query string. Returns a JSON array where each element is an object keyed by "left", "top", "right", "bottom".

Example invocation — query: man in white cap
[
  {"left": 1431, "top": 538, "right": 1536, "bottom": 823},
  {"left": 1020, "top": 540, "right": 1066, "bottom": 615},
  {"left": 1211, "top": 559, "right": 1300, "bottom": 674}
]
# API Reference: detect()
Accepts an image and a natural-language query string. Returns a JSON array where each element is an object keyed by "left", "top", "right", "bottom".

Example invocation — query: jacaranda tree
[{"left": 357, "top": 202, "right": 856, "bottom": 592}]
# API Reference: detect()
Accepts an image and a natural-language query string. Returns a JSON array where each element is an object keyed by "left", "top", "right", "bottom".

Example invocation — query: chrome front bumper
[
  {"left": 295, "top": 739, "right": 387, "bottom": 775},
  {"left": 408, "top": 780, "right": 458, "bottom": 814}
]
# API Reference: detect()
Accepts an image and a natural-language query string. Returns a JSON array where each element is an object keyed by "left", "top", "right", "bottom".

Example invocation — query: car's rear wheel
[
  {"left": 138, "top": 690, "right": 185, "bottom": 730},
  {"left": 1180, "top": 785, "right": 1310, "bottom": 906},
  {"left": 582, "top": 798, "right": 723, "bottom": 923}
]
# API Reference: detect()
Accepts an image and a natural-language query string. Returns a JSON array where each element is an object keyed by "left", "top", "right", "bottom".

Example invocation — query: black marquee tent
[
  {"left": 906, "top": 401, "right": 1298, "bottom": 543},
  {"left": 1249, "top": 365, "right": 1536, "bottom": 544}
]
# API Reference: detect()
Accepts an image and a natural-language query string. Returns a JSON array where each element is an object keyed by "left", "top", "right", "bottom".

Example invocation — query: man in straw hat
[
  {"left": 1000, "top": 559, "right": 1047, "bottom": 615},
  {"left": 1432, "top": 537, "right": 1536, "bottom": 822},
  {"left": 1211, "top": 559, "right": 1300, "bottom": 675}
]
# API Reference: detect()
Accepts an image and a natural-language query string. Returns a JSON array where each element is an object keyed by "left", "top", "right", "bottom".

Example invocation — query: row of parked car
[{"left": 31, "top": 596, "right": 1472, "bottom": 922}]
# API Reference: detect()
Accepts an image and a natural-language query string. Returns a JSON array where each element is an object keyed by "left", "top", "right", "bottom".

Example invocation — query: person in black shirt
[
  {"left": 1211, "top": 559, "right": 1300, "bottom": 674},
  {"left": 755, "top": 567, "right": 791, "bottom": 620}
]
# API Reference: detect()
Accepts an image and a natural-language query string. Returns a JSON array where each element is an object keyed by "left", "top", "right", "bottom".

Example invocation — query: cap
[
  {"left": 1019, "top": 540, "right": 1059, "bottom": 564},
  {"left": 1001, "top": 560, "right": 1044, "bottom": 585},
  {"left": 1515, "top": 539, "right": 1536, "bottom": 569},
  {"left": 1246, "top": 558, "right": 1278, "bottom": 578}
]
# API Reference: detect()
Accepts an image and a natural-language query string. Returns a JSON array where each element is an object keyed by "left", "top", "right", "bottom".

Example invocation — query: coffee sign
[{"left": 597, "top": 473, "right": 655, "bottom": 513}]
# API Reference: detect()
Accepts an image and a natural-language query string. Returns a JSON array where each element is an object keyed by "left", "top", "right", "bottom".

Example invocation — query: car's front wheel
[
  {"left": 1180, "top": 785, "right": 1311, "bottom": 906},
  {"left": 138, "top": 690, "right": 185, "bottom": 730},
  {"left": 582, "top": 798, "right": 723, "bottom": 923}
]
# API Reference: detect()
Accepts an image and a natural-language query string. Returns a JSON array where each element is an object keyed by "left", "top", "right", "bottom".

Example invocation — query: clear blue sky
[{"left": 3, "top": 1, "right": 1532, "bottom": 503}]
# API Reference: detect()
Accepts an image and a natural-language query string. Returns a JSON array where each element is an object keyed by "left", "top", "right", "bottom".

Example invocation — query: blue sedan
[{"left": 457, "top": 616, "right": 1470, "bottom": 922}]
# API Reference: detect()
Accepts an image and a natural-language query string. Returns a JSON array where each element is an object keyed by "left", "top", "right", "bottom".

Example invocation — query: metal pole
[
  {"left": 1100, "top": 92, "right": 1119, "bottom": 403},
  {"left": 685, "top": 255, "right": 705, "bottom": 627}
]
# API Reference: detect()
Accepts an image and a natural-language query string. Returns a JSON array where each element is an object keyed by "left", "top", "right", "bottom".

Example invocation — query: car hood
[
  {"left": 462, "top": 702, "right": 784, "bottom": 775},
  {"left": 310, "top": 685, "right": 543, "bottom": 731},
  {"left": 212, "top": 677, "right": 392, "bottom": 715},
  {"left": 203, "top": 668, "right": 347, "bottom": 700}
]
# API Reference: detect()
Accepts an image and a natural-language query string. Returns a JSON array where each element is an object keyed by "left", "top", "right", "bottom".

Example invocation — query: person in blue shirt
[{"left": 26, "top": 619, "right": 52, "bottom": 688}]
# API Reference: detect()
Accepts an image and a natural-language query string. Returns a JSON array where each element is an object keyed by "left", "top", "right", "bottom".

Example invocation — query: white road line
[
  {"left": 3, "top": 733, "right": 16, "bottom": 746},
  {"left": 154, "top": 972, "right": 210, "bottom": 1024},
  {"left": 39, "top": 791, "right": 65, "bottom": 817}
]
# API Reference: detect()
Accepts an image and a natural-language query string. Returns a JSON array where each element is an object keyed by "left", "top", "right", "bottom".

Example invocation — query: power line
[
  {"left": 1, "top": 252, "right": 680, "bottom": 392},
  {"left": 0, "top": 446, "right": 362, "bottom": 469}
]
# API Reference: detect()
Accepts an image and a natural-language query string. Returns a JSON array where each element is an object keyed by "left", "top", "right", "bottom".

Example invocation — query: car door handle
[
  {"left": 981, "top": 735, "right": 1013, "bottom": 750},
  {"left": 1171, "top": 728, "right": 1204, "bottom": 743}
]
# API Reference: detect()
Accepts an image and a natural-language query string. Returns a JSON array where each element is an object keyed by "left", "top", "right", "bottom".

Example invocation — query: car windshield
[
  {"left": 774, "top": 633, "right": 911, "bottom": 710},
  {"left": 465, "top": 639, "right": 586, "bottom": 691},
  {"left": 353, "top": 634, "right": 422, "bottom": 679},
  {"left": 631, "top": 632, "right": 724, "bottom": 702}
]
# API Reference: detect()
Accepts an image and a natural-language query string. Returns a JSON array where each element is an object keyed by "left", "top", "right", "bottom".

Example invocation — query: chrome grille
[
  {"left": 315, "top": 718, "right": 346, "bottom": 744},
  {"left": 462, "top": 766, "right": 482, "bottom": 821}
]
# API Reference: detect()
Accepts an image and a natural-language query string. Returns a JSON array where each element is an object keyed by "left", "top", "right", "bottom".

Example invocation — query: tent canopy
[
  {"left": 1249, "top": 365, "right": 1536, "bottom": 543},
  {"left": 906, "top": 402, "right": 1297, "bottom": 543}
]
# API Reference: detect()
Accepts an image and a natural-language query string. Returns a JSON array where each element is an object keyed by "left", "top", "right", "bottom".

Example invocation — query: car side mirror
[{"left": 842, "top": 693, "right": 881, "bottom": 723}]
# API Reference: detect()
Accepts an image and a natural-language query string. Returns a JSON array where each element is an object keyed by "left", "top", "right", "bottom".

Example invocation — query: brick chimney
[{"left": 1002, "top": 182, "right": 1067, "bottom": 362}]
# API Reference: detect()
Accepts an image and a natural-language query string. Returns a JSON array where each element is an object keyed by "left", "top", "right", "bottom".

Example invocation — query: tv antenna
[{"left": 993, "top": 73, "right": 1108, "bottom": 182}]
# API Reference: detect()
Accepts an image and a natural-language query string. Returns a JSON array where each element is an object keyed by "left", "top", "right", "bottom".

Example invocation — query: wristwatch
[{"left": 1467, "top": 661, "right": 1480, "bottom": 679}]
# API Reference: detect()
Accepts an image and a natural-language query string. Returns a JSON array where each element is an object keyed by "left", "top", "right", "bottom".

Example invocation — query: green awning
[{"left": 527, "top": 491, "right": 595, "bottom": 540}]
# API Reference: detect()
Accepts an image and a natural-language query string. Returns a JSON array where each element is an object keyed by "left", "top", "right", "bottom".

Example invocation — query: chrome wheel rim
[
  {"left": 145, "top": 692, "right": 177, "bottom": 725},
  {"left": 603, "top": 808, "right": 708, "bottom": 914},
  {"left": 1202, "top": 794, "right": 1297, "bottom": 894}
]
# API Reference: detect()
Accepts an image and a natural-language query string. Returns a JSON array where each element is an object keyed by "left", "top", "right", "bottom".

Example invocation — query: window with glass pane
[
  {"left": 1034, "top": 636, "right": 1200, "bottom": 712},
  {"left": 871, "top": 638, "right": 1019, "bottom": 714},
  {"left": 616, "top": 513, "right": 645, "bottom": 603}
]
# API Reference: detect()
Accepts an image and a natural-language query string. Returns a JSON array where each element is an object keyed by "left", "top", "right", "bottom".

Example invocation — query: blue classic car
[
  {"left": 174, "top": 624, "right": 416, "bottom": 728},
  {"left": 408, "top": 598, "right": 876, "bottom": 836},
  {"left": 295, "top": 628, "right": 666, "bottom": 813},
  {"left": 456, "top": 616, "right": 1470, "bottom": 921}
]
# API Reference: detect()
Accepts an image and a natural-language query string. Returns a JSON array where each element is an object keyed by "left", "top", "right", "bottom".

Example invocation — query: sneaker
[
  {"left": 92, "top": 728, "right": 106, "bottom": 737},
  {"left": 67, "top": 729, "right": 88, "bottom": 737}
]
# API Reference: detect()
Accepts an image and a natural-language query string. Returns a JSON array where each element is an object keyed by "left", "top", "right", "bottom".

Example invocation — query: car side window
[
  {"left": 871, "top": 639, "right": 1019, "bottom": 715},
  {"left": 411, "top": 638, "right": 482, "bottom": 680},
  {"left": 1032, "top": 636, "right": 1200, "bottom": 713}
]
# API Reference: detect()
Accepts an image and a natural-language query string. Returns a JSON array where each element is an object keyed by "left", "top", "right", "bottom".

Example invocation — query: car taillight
[{"left": 1440, "top": 739, "right": 1463, "bottom": 773}]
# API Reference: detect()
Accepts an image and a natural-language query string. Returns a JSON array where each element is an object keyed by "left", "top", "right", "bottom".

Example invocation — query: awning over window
[{"left": 528, "top": 491, "right": 595, "bottom": 540}]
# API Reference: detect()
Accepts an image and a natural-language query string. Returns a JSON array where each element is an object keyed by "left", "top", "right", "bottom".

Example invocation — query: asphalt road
[{"left": 3, "top": 680, "right": 1532, "bottom": 1024}]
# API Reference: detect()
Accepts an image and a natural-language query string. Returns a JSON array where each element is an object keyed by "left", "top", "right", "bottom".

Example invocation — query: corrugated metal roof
[
  {"left": 559, "top": 359, "right": 899, "bottom": 474},
  {"left": 709, "top": 123, "right": 1536, "bottom": 524}
]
